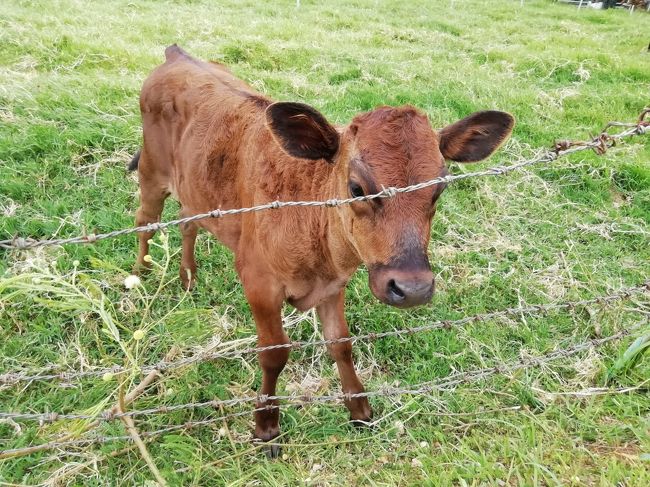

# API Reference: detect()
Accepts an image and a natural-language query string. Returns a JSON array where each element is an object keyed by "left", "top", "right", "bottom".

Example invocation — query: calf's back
[{"left": 137, "top": 45, "right": 349, "bottom": 306}]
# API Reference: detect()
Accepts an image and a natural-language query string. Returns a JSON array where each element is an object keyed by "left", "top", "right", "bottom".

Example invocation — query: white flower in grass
[
  {"left": 123, "top": 275, "right": 141, "bottom": 289},
  {"left": 72, "top": 260, "right": 80, "bottom": 267},
  {"left": 133, "top": 329, "right": 145, "bottom": 340},
  {"left": 143, "top": 255, "right": 153, "bottom": 263},
  {"left": 102, "top": 372, "right": 114, "bottom": 382}
]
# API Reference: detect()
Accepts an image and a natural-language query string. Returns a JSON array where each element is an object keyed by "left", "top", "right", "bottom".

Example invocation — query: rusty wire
[
  {"left": 0, "top": 317, "right": 645, "bottom": 458},
  {"left": 0, "top": 111, "right": 647, "bottom": 251},
  {"left": 1, "top": 280, "right": 647, "bottom": 385}
]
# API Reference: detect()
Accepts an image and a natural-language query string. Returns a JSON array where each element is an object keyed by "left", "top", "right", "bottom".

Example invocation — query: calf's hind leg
[
  {"left": 133, "top": 149, "right": 170, "bottom": 273},
  {"left": 179, "top": 218, "right": 198, "bottom": 290}
]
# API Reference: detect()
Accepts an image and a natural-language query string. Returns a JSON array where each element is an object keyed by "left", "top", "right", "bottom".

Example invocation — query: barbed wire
[
  {"left": 0, "top": 317, "right": 645, "bottom": 458},
  {"left": 1, "top": 280, "right": 647, "bottom": 385},
  {"left": 0, "top": 110, "right": 647, "bottom": 251}
]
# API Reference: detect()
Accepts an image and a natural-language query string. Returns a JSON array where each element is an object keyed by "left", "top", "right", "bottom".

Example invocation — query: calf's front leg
[
  {"left": 317, "top": 290, "right": 372, "bottom": 424},
  {"left": 239, "top": 267, "right": 289, "bottom": 457}
]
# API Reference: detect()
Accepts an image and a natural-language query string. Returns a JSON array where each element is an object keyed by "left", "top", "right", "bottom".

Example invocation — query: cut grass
[{"left": 1, "top": 0, "right": 650, "bottom": 485}]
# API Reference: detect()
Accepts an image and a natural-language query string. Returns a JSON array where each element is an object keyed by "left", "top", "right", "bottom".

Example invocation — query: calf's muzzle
[{"left": 369, "top": 265, "right": 435, "bottom": 309}]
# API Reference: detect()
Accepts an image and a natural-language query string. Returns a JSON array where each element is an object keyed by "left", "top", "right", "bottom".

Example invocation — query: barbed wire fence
[
  {"left": 0, "top": 315, "right": 647, "bottom": 459},
  {"left": 1, "top": 281, "right": 648, "bottom": 385},
  {"left": 0, "top": 109, "right": 648, "bottom": 251},
  {"left": 0, "top": 261, "right": 648, "bottom": 460},
  {"left": 0, "top": 109, "right": 649, "bottom": 464},
  {"left": 0, "top": 308, "right": 648, "bottom": 423}
]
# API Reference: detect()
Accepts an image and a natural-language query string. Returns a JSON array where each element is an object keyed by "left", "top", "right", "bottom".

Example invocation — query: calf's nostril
[{"left": 387, "top": 279, "right": 405, "bottom": 299}]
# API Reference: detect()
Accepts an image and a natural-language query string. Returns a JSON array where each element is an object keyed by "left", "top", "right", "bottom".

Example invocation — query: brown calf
[{"left": 131, "top": 45, "right": 514, "bottom": 453}]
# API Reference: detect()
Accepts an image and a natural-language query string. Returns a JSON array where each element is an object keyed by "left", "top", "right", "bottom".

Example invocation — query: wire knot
[
  {"left": 13, "top": 237, "right": 29, "bottom": 250},
  {"left": 325, "top": 199, "right": 339, "bottom": 207},
  {"left": 384, "top": 187, "right": 398, "bottom": 198},
  {"left": 270, "top": 201, "right": 281, "bottom": 209},
  {"left": 210, "top": 209, "right": 223, "bottom": 218},
  {"left": 592, "top": 133, "right": 611, "bottom": 155},
  {"left": 85, "top": 233, "right": 97, "bottom": 243},
  {"left": 553, "top": 140, "right": 573, "bottom": 153}
]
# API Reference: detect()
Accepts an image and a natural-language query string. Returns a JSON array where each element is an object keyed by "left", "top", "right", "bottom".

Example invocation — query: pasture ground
[{"left": 1, "top": 0, "right": 649, "bottom": 485}]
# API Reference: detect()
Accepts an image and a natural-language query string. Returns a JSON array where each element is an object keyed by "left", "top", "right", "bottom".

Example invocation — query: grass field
[{"left": 1, "top": 0, "right": 650, "bottom": 484}]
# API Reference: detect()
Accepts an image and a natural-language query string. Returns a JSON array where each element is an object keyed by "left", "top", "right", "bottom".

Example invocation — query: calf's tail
[{"left": 128, "top": 149, "right": 141, "bottom": 171}]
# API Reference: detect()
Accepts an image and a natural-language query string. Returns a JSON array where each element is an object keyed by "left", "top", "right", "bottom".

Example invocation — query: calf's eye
[{"left": 349, "top": 182, "right": 365, "bottom": 198}]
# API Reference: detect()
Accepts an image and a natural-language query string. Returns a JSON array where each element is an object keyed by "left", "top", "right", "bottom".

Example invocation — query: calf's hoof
[
  {"left": 254, "top": 436, "right": 282, "bottom": 459},
  {"left": 179, "top": 268, "right": 196, "bottom": 291},
  {"left": 254, "top": 424, "right": 281, "bottom": 459},
  {"left": 347, "top": 397, "right": 373, "bottom": 428},
  {"left": 264, "top": 443, "right": 282, "bottom": 459}
]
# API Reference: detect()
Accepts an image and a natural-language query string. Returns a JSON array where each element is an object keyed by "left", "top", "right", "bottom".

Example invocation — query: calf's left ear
[
  {"left": 438, "top": 111, "right": 514, "bottom": 163},
  {"left": 266, "top": 102, "right": 340, "bottom": 162}
]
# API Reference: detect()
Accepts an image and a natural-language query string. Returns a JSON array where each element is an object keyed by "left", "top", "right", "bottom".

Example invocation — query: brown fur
[{"left": 132, "top": 44, "right": 514, "bottom": 449}]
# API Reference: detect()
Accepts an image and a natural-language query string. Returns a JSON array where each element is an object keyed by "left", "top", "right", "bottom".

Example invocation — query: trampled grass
[{"left": 1, "top": 0, "right": 649, "bottom": 484}]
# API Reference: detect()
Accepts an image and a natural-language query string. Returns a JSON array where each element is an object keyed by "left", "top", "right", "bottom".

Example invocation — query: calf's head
[{"left": 266, "top": 103, "right": 514, "bottom": 308}]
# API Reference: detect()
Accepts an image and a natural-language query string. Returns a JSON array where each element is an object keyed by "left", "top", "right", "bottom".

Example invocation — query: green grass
[{"left": 1, "top": 0, "right": 650, "bottom": 484}]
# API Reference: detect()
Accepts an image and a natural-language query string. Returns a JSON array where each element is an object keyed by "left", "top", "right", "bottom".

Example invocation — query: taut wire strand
[{"left": 1, "top": 111, "right": 647, "bottom": 251}]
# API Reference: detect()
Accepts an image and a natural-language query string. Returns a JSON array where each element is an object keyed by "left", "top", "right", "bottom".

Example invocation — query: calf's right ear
[
  {"left": 266, "top": 102, "right": 340, "bottom": 162},
  {"left": 438, "top": 111, "right": 514, "bottom": 163}
]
